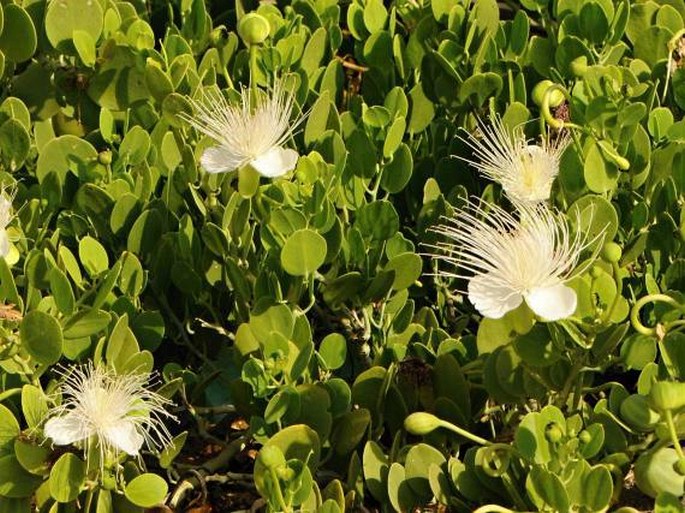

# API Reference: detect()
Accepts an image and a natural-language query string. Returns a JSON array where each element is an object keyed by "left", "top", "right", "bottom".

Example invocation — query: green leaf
[
  {"left": 20, "top": 311, "right": 63, "bottom": 365},
  {"left": 79, "top": 236, "right": 109, "bottom": 277},
  {"left": 159, "top": 432, "right": 188, "bottom": 469},
  {"left": 408, "top": 84, "right": 435, "bottom": 134},
  {"left": 355, "top": 201, "right": 399, "bottom": 241},
  {"left": 0, "top": 405, "right": 19, "bottom": 456},
  {"left": 363, "top": 0, "right": 387, "bottom": 33},
  {"left": 124, "top": 473, "right": 168, "bottom": 508},
  {"left": 319, "top": 333, "right": 347, "bottom": 370},
  {"left": 73, "top": 30, "right": 96, "bottom": 67},
  {"left": 49, "top": 267, "right": 75, "bottom": 316},
  {"left": 0, "top": 5, "right": 36, "bottom": 63},
  {"left": 281, "top": 229, "right": 327, "bottom": 276},
  {"left": 384, "top": 253, "right": 421, "bottom": 290},
  {"left": 381, "top": 143, "right": 413, "bottom": 194},
  {"left": 49, "top": 453, "right": 85, "bottom": 503},
  {"left": 45, "top": 0, "right": 103, "bottom": 54},
  {"left": 0, "top": 455, "right": 41, "bottom": 498},
  {"left": 36, "top": 135, "right": 97, "bottom": 184}
]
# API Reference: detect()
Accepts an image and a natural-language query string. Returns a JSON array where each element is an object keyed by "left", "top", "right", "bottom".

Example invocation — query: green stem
[
  {"left": 437, "top": 419, "right": 492, "bottom": 447},
  {"left": 630, "top": 293, "right": 685, "bottom": 336},
  {"left": 664, "top": 409, "right": 684, "bottom": 460},
  {"left": 540, "top": 84, "right": 583, "bottom": 131},
  {"left": 269, "top": 468, "right": 291, "bottom": 513},
  {"left": 83, "top": 488, "right": 95, "bottom": 513},
  {"left": 249, "top": 44, "right": 258, "bottom": 92}
]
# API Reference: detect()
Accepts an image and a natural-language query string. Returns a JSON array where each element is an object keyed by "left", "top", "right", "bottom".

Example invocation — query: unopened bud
[
  {"left": 238, "top": 13, "right": 270, "bottom": 45},
  {"left": 404, "top": 412, "right": 442, "bottom": 436}
]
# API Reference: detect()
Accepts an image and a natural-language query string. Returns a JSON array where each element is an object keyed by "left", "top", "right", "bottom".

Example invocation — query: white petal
[
  {"left": 250, "top": 147, "right": 299, "bottom": 178},
  {"left": 200, "top": 145, "right": 244, "bottom": 174},
  {"left": 468, "top": 273, "right": 523, "bottom": 319},
  {"left": 0, "top": 229, "right": 9, "bottom": 258},
  {"left": 44, "top": 414, "right": 92, "bottom": 446},
  {"left": 525, "top": 283, "right": 577, "bottom": 321},
  {"left": 103, "top": 422, "right": 144, "bottom": 456}
]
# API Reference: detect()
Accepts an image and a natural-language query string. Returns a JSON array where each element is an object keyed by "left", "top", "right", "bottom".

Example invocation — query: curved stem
[
  {"left": 437, "top": 419, "right": 492, "bottom": 446},
  {"left": 630, "top": 294, "right": 685, "bottom": 336},
  {"left": 540, "top": 84, "right": 583, "bottom": 131}
]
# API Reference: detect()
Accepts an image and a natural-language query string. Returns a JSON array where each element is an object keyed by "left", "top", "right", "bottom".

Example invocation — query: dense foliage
[{"left": 0, "top": 0, "right": 682, "bottom": 511}]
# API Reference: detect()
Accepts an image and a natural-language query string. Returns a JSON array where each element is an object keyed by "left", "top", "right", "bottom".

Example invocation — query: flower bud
[
  {"left": 578, "top": 430, "right": 592, "bottom": 444},
  {"left": 404, "top": 412, "right": 442, "bottom": 436},
  {"left": 98, "top": 150, "right": 112, "bottom": 166},
  {"left": 545, "top": 423, "right": 563, "bottom": 443},
  {"left": 532, "top": 80, "right": 564, "bottom": 108},
  {"left": 238, "top": 13, "right": 270, "bottom": 45},
  {"left": 601, "top": 242, "right": 622, "bottom": 263},
  {"left": 259, "top": 445, "right": 286, "bottom": 470},
  {"left": 210, "top": 27, "right": 228, "bottom": 47},
  {"left": 570, "top": 56, "right": 588, "bottom": 77},
  {"left": 674, "top": 458, "right": 685, "bottom": 476}
]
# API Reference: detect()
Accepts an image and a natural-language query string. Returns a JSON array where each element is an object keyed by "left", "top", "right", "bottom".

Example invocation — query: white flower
[
  {"left": 183, "top": 79, "right": 304, "bottom": 178},
  {"left": 431, "top": 201, "right": 594, "bottom": 321},
  {"left": 0, "top": 186, "right": 15, "bottom": 258},
  {"left": 44, "top": 364, "right": 176, "bottom": 462},
  {"left": 460, "top": 117, "right": 570, "bottom": 205}
]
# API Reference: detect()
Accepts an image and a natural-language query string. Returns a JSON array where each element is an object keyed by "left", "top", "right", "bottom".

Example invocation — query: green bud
[
  {"left": 210, "top": 26, "right": 227, "bottom": 47},
  {"left": 276, "top": 466, "right": 296, "bottom": 481},
  {"left": 404, "top": 412, "right": 442, "bottom": 436},
  {"left": 570, "top": 56, "right": 588, "bottom": 77},
  {"left": 259, "top": 445, "right": 286, "bottom": 470},
  {"left": 532, "top": 80, "right": 564, "bottom": 108},
  {"left": 648, "top": 381, "right": 685, "bottom": 412},
  {"left": 98, "top": 150, "right": 112, "bottom": 166},
  {"left": 544, "top": 423, "right": 563, "bottom": 443},
  {"left": 578, "top": 430, "right": 592, "bottom": 444},
  {"left": 601, "top": 242, "right": 622, "bottom": 263},
  {"left": 589, "top": 265, "right": 603, "bottom": 279},
  {"left": 674, "top": 458, "right": 685, "bottom": 476},
  {"left": 238, "top": 13, "right": 270, "bottom": 45}
]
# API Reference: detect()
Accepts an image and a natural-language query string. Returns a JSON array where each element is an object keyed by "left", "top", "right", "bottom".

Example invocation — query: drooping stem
[{"left": 630, "top": 293, "right": 685, "bottom": 336}]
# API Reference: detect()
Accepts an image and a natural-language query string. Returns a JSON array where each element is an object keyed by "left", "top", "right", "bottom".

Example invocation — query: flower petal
[
  {"left": 0, "top": 229, "right": 9, "bottom": 258},
  {"left": 468, "top": 273, "right": 523, "bottom": 319},
  {"left": 44, "top": 414, "right": 92, "bottom": 446},
  {"left": 250, "top": 146, "right": 299, "bottom": 178},
  {"left": 525, "top": 283, "right": 577, "bottom": 321},
  {"left": 200, "top": 145, "right": 244, "bottom": 174},
  {"left": 103, "top": 422, "right": 144, "bottom": 456}
]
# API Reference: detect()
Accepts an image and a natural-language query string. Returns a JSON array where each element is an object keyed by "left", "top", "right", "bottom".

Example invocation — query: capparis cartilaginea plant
[{"left": 0, "top": 0, "right": 680, "bottom": 511}]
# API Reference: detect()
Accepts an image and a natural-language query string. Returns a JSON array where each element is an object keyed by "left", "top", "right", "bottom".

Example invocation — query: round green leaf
[
  {"left": 124, "top": 473, "right": 168, "bottom": 508},
  {"left": 0, "top": 405, "right": 19, "bottom": 454},
  {"left": 79, "top": 236, "right": 109, "bottom": 277},
  {"left": 0, "top": 119, "right": 29, "bottom": 170},
  {"left": 381, "top": 143, "right": 413, "bottom": 194},
  {"left": 20, "top": 311, "right": 62, "bottom": 365},
  {"left": 384, "top": 252, "right": 421, "bottom": 290},
  {"left": 0, "top": 5, "right": 36, "bottom": 63},
  {"left": 36, "top": 135, "right": 97, "bottom": 184},
  {"left": 319, "top": 333, "right": 347, "bottom": 370},
  {"left": 49, "top": 453, "right": 85, "bottom": 503},
  {"left": 281, "top": 229, "right": 327, "bottom": 276},
  {"left": 45, "top": 0, "right": 103, "bottom": 54}
]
